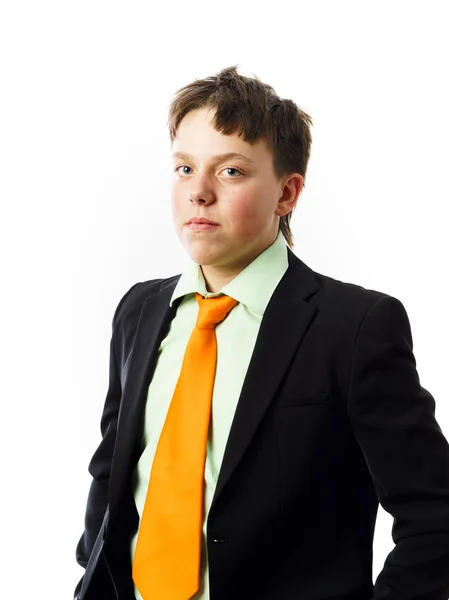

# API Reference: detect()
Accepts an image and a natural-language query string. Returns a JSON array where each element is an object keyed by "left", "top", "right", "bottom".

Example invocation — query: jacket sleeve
[
  {"left": 347, "top": 294, "right": 449, "bottom": 600},
  {"left": 74, "top": 282, "right": 141, "bottom": 599}
]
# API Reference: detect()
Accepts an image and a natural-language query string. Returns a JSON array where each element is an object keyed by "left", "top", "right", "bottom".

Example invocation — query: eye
[
  {"left": 222, "top": 167, "right": 242, "bottom": 178},
  {"left": 174, "top": 165, "right": 193, "bottom": 175}
]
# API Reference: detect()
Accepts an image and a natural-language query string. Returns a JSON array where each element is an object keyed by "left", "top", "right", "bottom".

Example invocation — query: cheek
[
  {"left": 229, "top": 193, "right": 268, "bottom": 233},
  {"left": 171, "top": 190, "right": 184, "bottom": 217}
]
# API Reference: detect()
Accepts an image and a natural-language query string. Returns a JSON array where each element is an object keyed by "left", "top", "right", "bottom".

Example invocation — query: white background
[{"left": 1, "top": 1, "right": 448, "bottom": 598}]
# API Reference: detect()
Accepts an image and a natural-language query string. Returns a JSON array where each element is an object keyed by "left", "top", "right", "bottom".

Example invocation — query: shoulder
[
  {"left": 305, "top": 262, "right": 406, "bottom": 327},
  {"left": 288, "top": 248, "right": 397, "bottom": 316},
  {"left": 112, "top": 274, "right": 181, "bottom": 329}
]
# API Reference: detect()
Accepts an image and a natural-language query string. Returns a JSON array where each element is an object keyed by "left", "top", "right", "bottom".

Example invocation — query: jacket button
[{"left": 212, "top": 538, "right": 227, "bottom": 543}]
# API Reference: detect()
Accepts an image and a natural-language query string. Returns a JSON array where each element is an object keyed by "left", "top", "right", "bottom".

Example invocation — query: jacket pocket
[{"left": 274, "top": 392, "right": 330, "bottom": 408}]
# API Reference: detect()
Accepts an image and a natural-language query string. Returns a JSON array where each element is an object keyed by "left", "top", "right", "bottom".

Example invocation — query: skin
[{"left": 171, "top": 107, "right": 304, "bottom": 293}]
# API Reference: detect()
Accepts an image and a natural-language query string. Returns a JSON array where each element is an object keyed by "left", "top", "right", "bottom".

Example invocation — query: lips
[
  {"left": 187, "top": 218, "right": 219, "bottom": 225},
  {"left": 187, "top": 221, "right": 221, "bottom": 231}
]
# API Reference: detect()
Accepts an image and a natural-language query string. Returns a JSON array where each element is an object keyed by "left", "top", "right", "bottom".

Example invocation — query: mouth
[
  {"left": 186, "top": 222, "right": 221, "bottom": 231},
  {"left": 186, "top": 218, "right": 220, "bottom": 225}
]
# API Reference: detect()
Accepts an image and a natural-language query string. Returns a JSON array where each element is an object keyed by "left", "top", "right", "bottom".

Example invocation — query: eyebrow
[{"left": 172, "top": 151, "right": 255, "bottom": 165}]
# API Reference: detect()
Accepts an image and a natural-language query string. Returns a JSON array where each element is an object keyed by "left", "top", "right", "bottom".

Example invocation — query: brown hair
[{"left": 167, "top": 65, "right": 313, "bottom": 249}]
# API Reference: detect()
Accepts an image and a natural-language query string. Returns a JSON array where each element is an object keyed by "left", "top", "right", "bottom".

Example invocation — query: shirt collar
[{"left": 169, "top": 230, "right": 289, "bottom": 316}]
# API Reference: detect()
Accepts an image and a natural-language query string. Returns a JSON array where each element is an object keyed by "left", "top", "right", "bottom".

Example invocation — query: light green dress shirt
[{"left": 131, "top": 230, "right": 289, "bottom": 600}]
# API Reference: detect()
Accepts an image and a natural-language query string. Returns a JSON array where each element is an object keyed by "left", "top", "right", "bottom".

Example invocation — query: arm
[
  {"left": 347, "top": 295, "right": 449, "bottom": 600},
  {"left": 74, "top": 282, "right": 140, "bottom": 598}
]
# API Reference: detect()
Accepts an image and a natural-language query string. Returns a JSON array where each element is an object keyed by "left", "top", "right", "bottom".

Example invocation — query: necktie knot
[{"left": 195, "top": 292, "right": 239, "bottom": 329}]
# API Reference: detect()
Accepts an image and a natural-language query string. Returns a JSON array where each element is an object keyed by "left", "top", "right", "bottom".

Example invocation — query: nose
[
  {"left": 187, "top": 181, "right": 215, "bottom": 205},
  {"left": 188, "top": 191, "right": 214, "bottom": 204}
]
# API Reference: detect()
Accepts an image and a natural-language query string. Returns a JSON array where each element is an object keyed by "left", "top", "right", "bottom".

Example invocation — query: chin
[{"left": 185, "top": 247, "right": 217, "bottom": 266}]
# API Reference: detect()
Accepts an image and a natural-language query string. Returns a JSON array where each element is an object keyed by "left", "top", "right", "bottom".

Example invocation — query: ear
[{"left": 275, "top": 173, "right": 304, "bottom": 217}]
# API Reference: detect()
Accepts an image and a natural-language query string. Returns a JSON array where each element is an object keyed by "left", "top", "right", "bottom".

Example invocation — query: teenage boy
[{"left": 74, "top": 65, "right": 449, "bottom": 600}]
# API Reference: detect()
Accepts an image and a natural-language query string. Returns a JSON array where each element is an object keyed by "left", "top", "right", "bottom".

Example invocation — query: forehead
[{"left": 172, "top": 107, "right": 272, "bottom": 164}]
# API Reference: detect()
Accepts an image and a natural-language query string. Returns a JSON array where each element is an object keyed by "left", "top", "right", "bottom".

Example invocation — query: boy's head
[{"left": 168, "top": 65, "right": 313, "bottom": 292}]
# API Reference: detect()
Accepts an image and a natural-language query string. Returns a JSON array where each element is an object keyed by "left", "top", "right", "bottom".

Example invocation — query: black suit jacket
[{"left": 74, "top": 248, "right": 449, "bottom": 600}]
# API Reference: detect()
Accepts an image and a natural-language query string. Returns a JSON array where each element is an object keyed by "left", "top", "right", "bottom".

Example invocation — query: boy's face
[{"left": 171, "top": 107, "right": 303, "bottom": 292}]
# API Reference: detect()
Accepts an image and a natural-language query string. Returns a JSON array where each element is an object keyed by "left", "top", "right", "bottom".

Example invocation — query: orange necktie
[{"left": 132, "top": 291, "right": 239, "bottom": 599}]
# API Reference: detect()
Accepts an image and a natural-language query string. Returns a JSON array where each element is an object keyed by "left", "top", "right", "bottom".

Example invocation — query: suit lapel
[
  {"left": 109, "top": 249, "right": 319, "bottom": 522},
  {"left": 209, "top": 251, "right": 319, "bottom": 516},
  {"left": 109, "top": 283, "right": 183, "bottom": 516}
]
